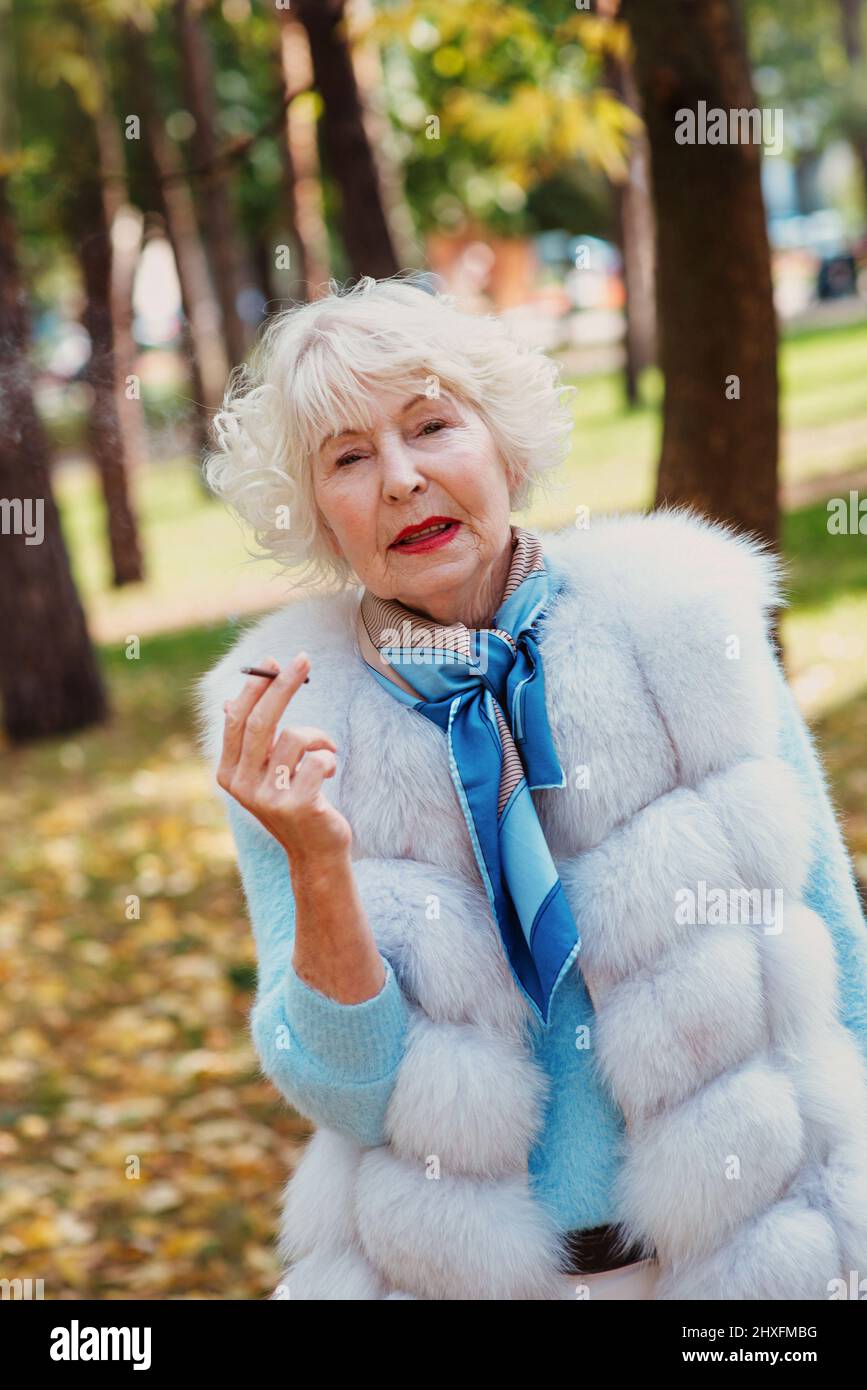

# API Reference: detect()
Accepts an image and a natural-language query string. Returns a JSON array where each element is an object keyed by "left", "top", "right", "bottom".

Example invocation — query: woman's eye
[{"left": 336, "top": 421, "right": 445, "bottom": 464}]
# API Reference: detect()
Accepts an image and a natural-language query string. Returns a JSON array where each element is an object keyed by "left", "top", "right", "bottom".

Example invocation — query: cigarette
[{"left": 241, "top": 665, "right": 310, "bottom": 683}]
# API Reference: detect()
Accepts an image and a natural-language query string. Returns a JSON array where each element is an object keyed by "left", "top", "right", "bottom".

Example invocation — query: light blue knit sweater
[{"left": 226, "top": 657, "right": 867, "bottom": 1235}]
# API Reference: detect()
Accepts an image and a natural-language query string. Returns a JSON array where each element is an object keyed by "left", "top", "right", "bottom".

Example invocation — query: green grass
[
  {"left": 779, "top": 318, "right": 867, "bottom": 432},
  {"left": 784, "top": 498, "right": 867, "bottom": 613},
  {"left": 530, "top": 367, "right": 664, "bottom": 526},
  {"left": 55, "top": 457, "right": 284, "bottom": 633}
]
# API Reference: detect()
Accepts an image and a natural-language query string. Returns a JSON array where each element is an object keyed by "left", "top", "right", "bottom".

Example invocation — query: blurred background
[{"left": 1, "top": 0, "right": 865, "bottom": 1298}]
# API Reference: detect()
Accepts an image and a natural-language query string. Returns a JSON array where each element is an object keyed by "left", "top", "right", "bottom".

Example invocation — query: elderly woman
[{"left": 197, "top": 276, "right": 867, "bottom": 1302}]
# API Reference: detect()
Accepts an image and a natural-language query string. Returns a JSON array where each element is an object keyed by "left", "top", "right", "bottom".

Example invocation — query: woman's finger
[
  {"left": 217, "top": 655, "right": 280, "bottom": 788},
  {"left": 272, "top": 725, "right": 337, "bottom": 779},
  {"left": 257, "top": 730, "right": 336, "bottom": 806},
  {"left": 290, "top": 747, "right": 338, "bottom": 802},
  {"left": 237, "top": 652, "right": 311, "bottom": 775}
]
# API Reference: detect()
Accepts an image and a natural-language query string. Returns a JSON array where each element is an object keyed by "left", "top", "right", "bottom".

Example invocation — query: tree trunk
[
  {"left": 60, "top": 24, "right": 148, "bottom": 580},
  {"left": 69, "top": 157, "right": 145, "bottom": 586},
  {"left": 0, "top": 178, "right": 108, "bottom": 742},
  {"left": 174, "top": 0, "right": 252, "bottom": 367},
  {"left": 605, "top": 50, "right": 657, "bottom": 408},
  {"left": 90, "top": 71, "right": 149, "bottom": 477},
  {"left": 840, "top": 0, "right": 863, "bottom": 58},
  {"left": 294, "top": 0, "right": 399, "bottom": 280},
  {"left": 121, "top": 21, "right": 229, "bottom": 460},
  {"left": 249, "top": 229, "right": 275, "bottom": 309},
  {"left": 838, "top": 0, "right": 867, "bottom": 208},
  {"left": 348, "top": 0, "right": 420, "bottom": 272},
  {"left": 624, "top": 0, "right": 779, "bottom": 549},
  {"left": 277, "top": 12, "right": 332, "bottom": 301}
]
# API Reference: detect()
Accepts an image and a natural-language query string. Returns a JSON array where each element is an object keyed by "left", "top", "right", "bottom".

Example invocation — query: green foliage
[
  {"left": 367, "top": 0, "right": 638, "bottom": 236},
  {"left": 745, "top": 0, "right": 867, "bottom": 156}
]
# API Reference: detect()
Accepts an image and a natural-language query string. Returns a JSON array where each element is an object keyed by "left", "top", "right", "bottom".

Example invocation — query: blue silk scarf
[{"left": 358, "top": 525, "right": 579, "bottom": 1027}]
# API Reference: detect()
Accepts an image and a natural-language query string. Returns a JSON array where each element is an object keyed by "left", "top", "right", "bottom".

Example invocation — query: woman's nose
[{"left": 379, "top": 438, "right": 426, "bottom": 501}]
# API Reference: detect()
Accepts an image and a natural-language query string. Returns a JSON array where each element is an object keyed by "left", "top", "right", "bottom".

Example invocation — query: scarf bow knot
[{"left": 359, "top": 526, "right": 580, "bottom": 1025}]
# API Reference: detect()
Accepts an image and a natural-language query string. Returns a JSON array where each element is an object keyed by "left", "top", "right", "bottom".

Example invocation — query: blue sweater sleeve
[
  {"left": 225, "top": 797, "right": 409, "bottom": 1147},
  {"left": 772, "top": 660, "right": 867, "bottom": 1064}
]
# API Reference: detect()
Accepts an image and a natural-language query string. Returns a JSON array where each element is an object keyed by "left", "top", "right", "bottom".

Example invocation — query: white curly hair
[{"left": 203, "top": 273, "right": 576, "bottom": 591}]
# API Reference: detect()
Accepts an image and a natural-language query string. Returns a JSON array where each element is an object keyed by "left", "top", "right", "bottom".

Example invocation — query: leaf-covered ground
[{"left": 0, "top": 625, "right": 312, "bottom": 1300}]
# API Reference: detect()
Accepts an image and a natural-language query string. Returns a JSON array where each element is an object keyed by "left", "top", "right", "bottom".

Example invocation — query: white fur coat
[{"left": 197, "top": 509, "right": 867, "bottom": 1300}]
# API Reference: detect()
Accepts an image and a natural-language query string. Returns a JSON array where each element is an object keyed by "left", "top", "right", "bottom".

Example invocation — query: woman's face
[{"left": 312, "top": 382, "right": 515, "bottom": 627}]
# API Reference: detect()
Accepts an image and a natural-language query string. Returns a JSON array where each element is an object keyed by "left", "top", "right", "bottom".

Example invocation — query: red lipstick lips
[{"left": 389, "top": 516, "right": 461, "bottom": 552}]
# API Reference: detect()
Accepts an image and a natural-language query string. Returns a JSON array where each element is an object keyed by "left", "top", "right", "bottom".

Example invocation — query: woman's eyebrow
[{"left": 320, "top": 394, "right": 443, "bottom": 450}]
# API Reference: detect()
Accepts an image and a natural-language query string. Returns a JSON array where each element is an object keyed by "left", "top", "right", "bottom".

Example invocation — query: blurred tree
[
  {"left": 84, "top": 27, "right": 149, "bottom": 482},
  {"left": 36, "top": 8, "right": 148, "bottom": 586},
  {"left": 348, "top": 0, "right": 422, "bottom": 272},
  {"left": 16, "top": 0, "right": 149, "bottom": 586},
  {"left": 120, "top": 15, "right": 230, "bottom": 457},
  {"left": 603, "top": 30, "right": 656, "bottom": 407},
  {"left": 277, "top": 11, "right": 332, "bottom": 298},
  {"left": 745, "top": 0, "right": 867, "bottom": 214},
  {"left": 625, "top": 0, "right": 780, "bottom": 549},
  {"left": 60, "top": 110, "right": 145, "bottom": 585},
  {"left": 190, "top": 1, "right": 327, "bottom": 304},
  {"left": 837, "top": 0, "right": 867, "bottom": 205},
  {"left": 294, "top": 0, "right": 400, "bottom": 279},
  {"left": 0, "top": 174, "right": 108, "bottom": 741},
  {"left": 174, "top": 0, "right": 252, "bottom": 366}
]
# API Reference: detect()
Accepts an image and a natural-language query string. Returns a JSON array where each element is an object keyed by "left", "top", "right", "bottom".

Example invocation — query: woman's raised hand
[{"left": 217, "top": 652, "right": 353, "bottom": 866}]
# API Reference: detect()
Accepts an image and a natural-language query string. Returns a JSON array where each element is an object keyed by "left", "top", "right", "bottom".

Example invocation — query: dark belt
[{"left": 560, "top": 1223, "right": 655, "bottom": 1276}]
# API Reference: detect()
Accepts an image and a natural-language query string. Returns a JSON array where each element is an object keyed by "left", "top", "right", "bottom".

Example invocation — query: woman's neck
[
  {"left": 390, "top": 527, "right": 517, "bottom": 630},
  {"left": 355, "top": 605, "right": 421, "bottom": 697}
]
